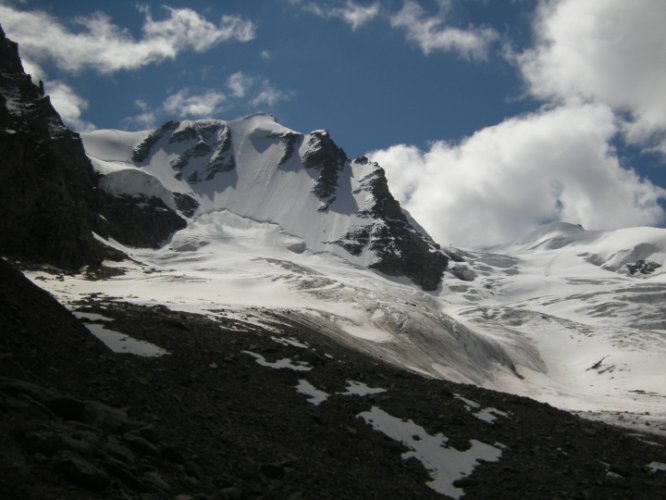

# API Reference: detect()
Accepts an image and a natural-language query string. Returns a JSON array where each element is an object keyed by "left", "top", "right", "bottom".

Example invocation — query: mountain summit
[{"left": 83, "top": 115, "right": 449, "bottom": 290}]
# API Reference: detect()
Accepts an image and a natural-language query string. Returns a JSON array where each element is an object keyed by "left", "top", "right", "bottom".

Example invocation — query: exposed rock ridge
[
  {"left": 341, "top": 156, "right": 448, "bottom": 291},
  {"left": 270, "top": 131, "right": 303, "bottom": 166},
  {"left": 302, "top": 130, "right": 347, "bottom": 208},
  {"left": 132, "top": 121, "right": 179, "bottom": 164},
  {"left": 134, "top": 120, "right": 236, "bottom": 185}
]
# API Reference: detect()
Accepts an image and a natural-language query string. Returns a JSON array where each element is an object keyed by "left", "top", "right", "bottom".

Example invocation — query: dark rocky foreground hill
[{"left": 2, "top": 258, "right": 666, "bottom": 500}]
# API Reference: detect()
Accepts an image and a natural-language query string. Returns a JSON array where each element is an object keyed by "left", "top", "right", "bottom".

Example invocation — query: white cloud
[
  {"left": 0, "top": 4, "right": 256, "bottom": 74},
  {"left": 250, "top": 86, "right": 288, "bottom": 107},
  {"left": 46, "top": 81, "right": 95, "bottom": 132},
  {"left": 390, "top": 0, "right": 498, "bottom": 59},
  {"left": 297, "top": 1, "right": 380, "bottom": 31},
  {"left": 124, "top": 73, "right": 289, "bottom": 126},
  {"left": 227, "top": 71, "right": 290, "bottom": 107},
  {"left": 515, "top": 0, "right": 666, "bottom": 154},
  {"left": 163, "top": 89, "right": 226, "bottom": 118},
  {"left": 227, "top": 71, "right": 254, "bottom": 98},
  {"left": 330, "top": 1, "right": 380, "bottom": 31},
  {"left": 260, "top": 50, "right": 271, "bottom": 60},
  {"left": 369, "top": 104, "right": 665, "bottom": 248}
]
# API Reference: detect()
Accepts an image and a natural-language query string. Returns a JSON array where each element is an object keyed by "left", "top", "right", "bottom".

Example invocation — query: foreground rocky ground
[{"left": 1, "top": 258, "right": 666, "bottom": 499}]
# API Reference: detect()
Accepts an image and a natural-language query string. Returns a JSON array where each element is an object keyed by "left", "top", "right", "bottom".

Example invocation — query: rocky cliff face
[
  {"left": 0, "top": 26, "right": 107, "bottom": 270},
  {"left": 302, "top": 129, "right": 347, "bottom": 206},
  {"left": 0, "top": 27, "right": 186, "bottom": 263},
  {"left": 342, "top": 156, "right": 449, "bottom": 291}
]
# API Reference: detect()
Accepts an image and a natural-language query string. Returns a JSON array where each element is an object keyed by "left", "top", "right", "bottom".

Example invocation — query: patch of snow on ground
[
  {"left": 454, "top": 394, "right": 480, "bottom": 410},
  {"left": 243, "top": 351, "right": 312, "bottom": 372},
  {"left": 85, "top": 323, "right": 169, "bottom": 357},
  {"left": 295, "top": 379, "right": 329, "bottom": 405},
  {"left": 358, "top": 406, "right": 503, "bottom": 498},
  {"left": 648, "top": 462, "right": 666, "bottom": 473},
  {"left": 271, "top": 336, "right": 309, "bottom": 348},
  {"left": 341, "top": 380, "right": 387, "bottom": 396},
  {"left": 73, "top": 311, "right": 113, "bottom": 322},
  {"left": 473, "top": 407, "right": 509, "bottom": 424},
  {"left": 454, "top": 394, "right": 508, "bottom": 423}
]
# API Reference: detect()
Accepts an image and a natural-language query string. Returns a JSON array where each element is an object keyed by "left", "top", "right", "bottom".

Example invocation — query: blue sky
[{"left": 2, "top": 0, "right": 666, "bottom": 247}]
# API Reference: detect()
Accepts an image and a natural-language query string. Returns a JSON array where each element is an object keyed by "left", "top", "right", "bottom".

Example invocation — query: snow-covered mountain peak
[
  {"left": 81, "top": 117, "right": 450, "bottom": 290},
  {"left": 513, "top": 221, "right": 593, "bottom": 251}
]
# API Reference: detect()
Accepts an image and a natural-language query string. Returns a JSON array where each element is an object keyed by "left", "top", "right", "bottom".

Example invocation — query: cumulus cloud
[
  {"left": 296, "top": 1, "right": 380, "bottom": 31},
  {"left": 227, "top": 71, "right": 290, "bottom": 107},
  {"left": 227, "top": 71, "right": 254, "bottom": 98},
  {"left": 515, "top": 0, "right": 666, "bottom": 154},
  {"left": 46, "top": 81, "right": 95, "bottom": 131},
  {"left": 124, "top": 73, "right": 290, "bottom": 127},
  {"left": 162, "top": 89, "right": 226, "bottom": 118},
  {"left": 0, "top": 4, "right": 256, "bottom": 74},
  {"left": 250, "top": 86, "right": 287, "bottom": 107},
  {"left": 124, "top": 100, "right": 157, "bottom": 128},
  {"left": 390, "top": 0, "right": 498, "bottom": 59},
  {"left": 369, "top": 104, "right": 665, "bottom": 248}
]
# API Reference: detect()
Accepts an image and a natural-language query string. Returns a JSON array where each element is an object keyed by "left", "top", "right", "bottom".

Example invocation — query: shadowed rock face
[
  {"left": 134, "top": 120, "right": 236, "bottom": 184},
  {"left": 0, "top": 26, "right": 106, "bottom": 270},
  {"left": 302, "top": 130, "right": 347, "bottom": 203},
  {"left": 97, "top": 193, "right": 186, "bottom": 249},
  {"left": 361, "top": 161, "right": 448, "bottom": 291},
  {"left": 0, "top": 27, "right": 186, "bottom": 264},
  {"left": 335, "top": 156, "right": 449, "bottom": 291}
]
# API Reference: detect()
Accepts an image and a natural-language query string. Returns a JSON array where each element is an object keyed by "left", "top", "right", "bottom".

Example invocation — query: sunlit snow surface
[
  {"left": 85, "top": 323, "right": 169, "bottom": 357},
  {"left": 26, "top": 214, "right": 666, "bottom": 434},
  {"left": 359, "top": 406, "right": 503, "bottom": 498},
  {"left": 243, "top": 351, "right": 312, "bottom": 372},
  {"left": 454, "top": 394, "right": 509, "bottom": 424},
  {"left": 340, "top": 380, "right": 387, "bottom": 397},
  {"left": 295, "top": 379, "right": 330, "bottom": 406}
]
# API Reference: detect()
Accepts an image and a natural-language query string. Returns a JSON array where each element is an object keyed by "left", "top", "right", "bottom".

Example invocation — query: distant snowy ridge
[
  {"left": 82, "top": 114, "right": 449, "bottom": 289},
  {"left": 504, "top": 221, "right": 666, "bottom": 274}
]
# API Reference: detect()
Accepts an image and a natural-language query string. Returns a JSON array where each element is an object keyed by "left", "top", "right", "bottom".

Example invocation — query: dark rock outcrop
[
  {"left": 132, "top": 120, "right": 179, "bottom": 164},
  {"left": 136, "top": 120, "right": 236, "bottom": 184},
  {"left": 269, "top": 131, "right": 303, "bottom": 166},
  {"left": 627, "top": 259, "right": 661, "bottom": 275},
  {"left": 338, "top": 159, "right": 449, "bottom": 291},
  {"left": 0, "top": 26, "right": 186, "bottom": 264},
  {"left": 173, "top": 192, "right": 199, "bottom": 217},
  {"left": 302, "top": 137, "right": 448, "bottom": 290},
  {"left": 0, "top": 26, "right": 108, "bottom": 270},
  {"left": 97, "top": 193, "right": 186, "bottom": 248},
  {"left": 302, "top": 130, "right": 347, "bottom": 204}
]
